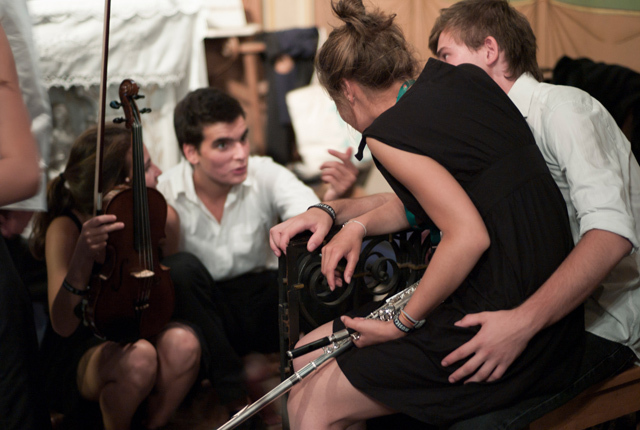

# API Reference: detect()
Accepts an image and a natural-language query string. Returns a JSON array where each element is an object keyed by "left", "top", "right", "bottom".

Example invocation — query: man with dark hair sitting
[{"left": 158, "top": 87, "right": 333, "bottom": 423}]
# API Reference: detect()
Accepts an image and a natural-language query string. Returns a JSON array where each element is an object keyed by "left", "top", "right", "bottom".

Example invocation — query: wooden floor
[
  {"left": 164, "top": 385, "right": 284, "bottom": 430},
  {"left": 164, "top": 353, "right": 284, "bottom": 430}
]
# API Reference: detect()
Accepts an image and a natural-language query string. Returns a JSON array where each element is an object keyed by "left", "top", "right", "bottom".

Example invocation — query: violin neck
[{"left": 131, "top": 122, "right": 153, "bottom": 267}]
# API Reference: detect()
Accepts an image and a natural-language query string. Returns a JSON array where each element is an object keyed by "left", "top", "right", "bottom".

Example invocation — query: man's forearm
[{"left": 515, "top": 229, "right": 632, "bottom": 333}]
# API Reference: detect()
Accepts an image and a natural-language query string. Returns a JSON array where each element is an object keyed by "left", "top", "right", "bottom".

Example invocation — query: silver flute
[{"left": 215, "top": 280, "right": 420, "bottom": 430}]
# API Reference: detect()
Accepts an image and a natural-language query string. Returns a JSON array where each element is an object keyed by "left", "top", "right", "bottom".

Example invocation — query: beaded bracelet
[
  {"left": 343, "top": 219, "right": 367, "bottom": 237},
  {"left": 62, "top": 279, "right": 88, "bottom": 296},
  {"left": 308, "top": 203, "right": 336, "bottom": 223}
]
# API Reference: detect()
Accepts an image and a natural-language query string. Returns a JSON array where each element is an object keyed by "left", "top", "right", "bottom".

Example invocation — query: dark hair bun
[{"left": 332, "top": 0, "right": 394, "bottom": 38}]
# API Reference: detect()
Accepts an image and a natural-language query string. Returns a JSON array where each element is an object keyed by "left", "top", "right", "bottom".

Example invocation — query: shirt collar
[
  {"left": 174, "top": 159, "right": 197, "bottom": 203},
  {"left": 508, "top": 73, "right": 538, "bottom": 119},
  {"left": 172, "top": 158, "right": 254, "bottom": 204}
]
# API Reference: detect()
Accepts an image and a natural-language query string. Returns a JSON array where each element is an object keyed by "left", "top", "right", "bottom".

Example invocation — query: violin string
[
  {"left": 134, "top": 120, "right": 152, "bottom": 305},
  {"left": 137, "top": 124, "right": 152, "bottom": 272}
]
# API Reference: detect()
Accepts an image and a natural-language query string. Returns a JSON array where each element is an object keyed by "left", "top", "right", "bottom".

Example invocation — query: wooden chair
[{"left": 528, "top": 365, "right": 640, "bottom": 430}]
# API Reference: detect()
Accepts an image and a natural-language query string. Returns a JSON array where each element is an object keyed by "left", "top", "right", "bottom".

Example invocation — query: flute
[
  {"left": 215, "top": 280, "right": 420, "bottom": 430},
  {"left": 287, "top": 327, "right": 354, "bottom": 359}
]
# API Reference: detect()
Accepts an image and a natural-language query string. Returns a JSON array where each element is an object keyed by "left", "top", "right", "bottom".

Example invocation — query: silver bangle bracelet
[{"left": 343, "top": 219, "right": 367, "bottom": 237}]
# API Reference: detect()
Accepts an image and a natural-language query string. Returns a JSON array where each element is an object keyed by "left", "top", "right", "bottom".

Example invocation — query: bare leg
[
  {"left": 288, "top": 357, "right": 394, "bottom": 430},
  {"left": 146, "top": 323, "right": 201, "bottom": 428},
  {"left": 78, "top": 339, "right": 158, "bottom": 430},
  {"left": 289, "top": 323, "right": 395, "bottom": 430},
  {"left": 291, "top": 323, "right": 335, "bottom": 371}
]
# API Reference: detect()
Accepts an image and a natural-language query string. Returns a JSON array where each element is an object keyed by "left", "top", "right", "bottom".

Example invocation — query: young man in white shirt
[
  {"left": 428, "top": 0, "right": 639, "bottom": 386},
  {"left": 157, "top": 87, "right": 323, "bottom": 419}
]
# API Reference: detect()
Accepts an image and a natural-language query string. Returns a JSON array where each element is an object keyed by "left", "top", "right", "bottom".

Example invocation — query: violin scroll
[{"left": 111, "top": 79, "right": 152, "bottom": 126}]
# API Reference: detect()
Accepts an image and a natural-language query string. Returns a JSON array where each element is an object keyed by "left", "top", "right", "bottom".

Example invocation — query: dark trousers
[
  {"left": 164, "top": 252, "right": 280, "bottom": 405},
  {"left": 0, "top": 236, "right": 51, "bottom": 430}
]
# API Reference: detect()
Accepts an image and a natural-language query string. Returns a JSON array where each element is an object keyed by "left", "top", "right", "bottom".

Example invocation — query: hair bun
[
  {"left": 333, "top": 0, "right": 366, "bottom": 23},
  {"left": 332, "top": 0, "right": 394, "bottom": 36}
]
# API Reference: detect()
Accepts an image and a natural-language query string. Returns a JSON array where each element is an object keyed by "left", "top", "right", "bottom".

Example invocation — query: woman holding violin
[{"left": 31, "top": 124, "right": 201, "bottom": 430}]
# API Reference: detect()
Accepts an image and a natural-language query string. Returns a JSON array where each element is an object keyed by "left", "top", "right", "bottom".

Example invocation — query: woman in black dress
[{"left": 285, "top": 1, "right": 584, "bottom": 428}]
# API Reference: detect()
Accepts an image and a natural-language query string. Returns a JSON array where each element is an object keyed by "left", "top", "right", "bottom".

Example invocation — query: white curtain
[{"left": 28, "top": 0, "right": 210, "bottom": 173}]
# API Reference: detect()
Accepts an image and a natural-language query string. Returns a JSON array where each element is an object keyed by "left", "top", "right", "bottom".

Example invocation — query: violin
[{"left": 83, "top": 79, "right": 175, "bottom": 342}]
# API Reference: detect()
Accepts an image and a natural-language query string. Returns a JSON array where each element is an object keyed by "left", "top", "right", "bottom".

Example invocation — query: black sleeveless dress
[
  {"left": 335, "top": 59, "right": 585, "bottom": 425},
  {"left": 40, "top": 212, "right": 103, "bottom": 418}
]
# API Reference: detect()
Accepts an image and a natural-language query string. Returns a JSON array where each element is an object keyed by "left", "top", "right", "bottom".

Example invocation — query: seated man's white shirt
[
  {"left": 509, "top": 73, "right": 640, "bottom": 358},
  {"left": 158, "top": 156, "right": 320, "bottom": 281}
]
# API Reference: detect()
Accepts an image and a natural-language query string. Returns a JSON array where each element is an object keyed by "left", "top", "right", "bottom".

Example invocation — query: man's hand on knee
[{"left": 442, "top": 309, "right": 534, "bottom": 383}]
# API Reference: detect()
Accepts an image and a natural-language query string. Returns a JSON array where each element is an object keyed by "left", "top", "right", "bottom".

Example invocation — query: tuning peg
[
  {"left": 133, "top": 94, "right": 145, "bottom": 100},
  {"left": 109, "top": 101, "right": 121, "bottom": 109},
  {"left": 140, "top": 108, "right": 152, "bottom": 114},
  {"left": 113, "top": 117, "right": 125, "bottom": 124}
]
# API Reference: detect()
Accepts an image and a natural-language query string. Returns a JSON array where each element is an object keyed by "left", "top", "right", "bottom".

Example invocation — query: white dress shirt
[
  {"left": 158, "top": 156, "right": 320, "bottom": 281},
  {"left": 509, "top": 74, "right": 640, "bottom": 358}
]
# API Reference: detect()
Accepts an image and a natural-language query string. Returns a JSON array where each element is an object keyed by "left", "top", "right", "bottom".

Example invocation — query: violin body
[
  {"left": 84, "top": 78, "right": 175, "bottom": 342},
  {"left": 84, "top": 187, "right": 175, "bottom": 342}
]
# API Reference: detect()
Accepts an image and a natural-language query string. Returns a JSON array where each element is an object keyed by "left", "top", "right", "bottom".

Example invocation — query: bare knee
[
  {"left": 120, "top": 339, "right": 158, "bottom": 391},
  {"left": 287, "top": 389, "right": 336, "bottom": 430},
  {"left": 292, "top": 324, "right": 334, "bottom": 372},
  {"left": 288, "top": 393, "right": 361, "bottom": 430},
  {"left": 287, "top": 386, "right": 306, "bottom": 425},
  {"left": 156, "top": 325, "right": 201, "bottom": 371}
]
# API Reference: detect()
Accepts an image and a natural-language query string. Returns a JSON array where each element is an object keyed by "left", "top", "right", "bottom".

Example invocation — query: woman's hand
[
  {"left": 75, "top": 214, "right": 124, "bottom": 264},
  {"left": 47, "top": 214, "right": 124, "bottom": 336},
  {"left": 320, "top": 222, "right": 365, "bottom": 289},
  {"left": 341, "top": 315, "right": 406, "bottom": 348}
]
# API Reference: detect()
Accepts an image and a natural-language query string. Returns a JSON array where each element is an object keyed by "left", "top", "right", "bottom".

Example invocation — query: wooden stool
[
  {"left": 226, "top": 39, "right": 267, "bottom": 154},
  {"left": 529, "top": 365, "right": 640, "bottom": 429}
]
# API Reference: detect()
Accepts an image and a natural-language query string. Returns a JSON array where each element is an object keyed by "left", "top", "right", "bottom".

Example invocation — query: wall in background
[{"left": 310, "top": 0, "right": 640, "bottom": 72}]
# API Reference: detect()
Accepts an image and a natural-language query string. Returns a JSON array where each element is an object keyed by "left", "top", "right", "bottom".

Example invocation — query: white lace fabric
[{"left": 28, "top": 0, "right": 207, "bottom": 90}]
